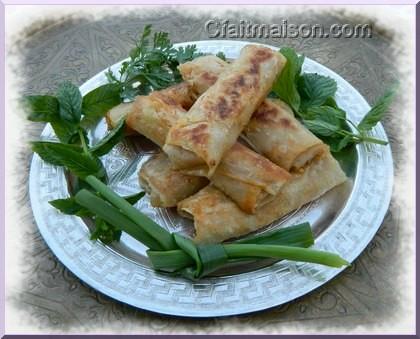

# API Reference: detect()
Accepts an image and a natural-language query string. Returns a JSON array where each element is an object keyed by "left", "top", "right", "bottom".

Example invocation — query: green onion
[
  {"left": 84, "top": 175, "right": 177, "bottom": 250},
  {"left": 197, "top": 244, "right": 228, "bottom": 277},
  {"left": 147, "top": 241, "right": 348, "bottom": 278},
  {"left": 74, "top": 177, "right": 349, "bottom": 277},
  {"left": 223, "top": 244, "right": 349, "bottom": 268},
  {"left": 74, "top": 189, "right": 164, "bottom": 250},
  {"left": 232, "top": 222, "right": 314, "bottom": 247},
  {"left": 173, "top": 233, "right": 202, "bottom": 276},
  {"left": 147, "top": 249, "right": 194, "bottom": 272}
]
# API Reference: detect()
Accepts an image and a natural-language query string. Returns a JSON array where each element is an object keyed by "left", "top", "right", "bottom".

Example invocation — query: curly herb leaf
[
  {"left": 216, "top": 51, "right": 227, "bottom": 61},
  {"left": 106, "top": 25, "right": 205, "bottom": 101}
]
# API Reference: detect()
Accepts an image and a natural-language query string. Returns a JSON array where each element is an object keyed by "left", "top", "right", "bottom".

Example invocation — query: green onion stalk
[{"left": 75, "top": 175, "right": 349, "bottom": 280}]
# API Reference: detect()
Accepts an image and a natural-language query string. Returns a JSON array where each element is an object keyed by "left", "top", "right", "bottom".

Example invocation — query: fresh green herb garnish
[
  {"left": 24, "top": 78, "right": 129, "bottom": 242},
  {"left": 49, "top": 196, "right": 91, "bottom": 217},
  {"left": 216, "top": 51, "right": 227, "bottom": 61},
  {"left": 272, "top": 47, "right": 304, "bottom": 113},
  {"left": 90, "top": 218, "right": 123, "bottom": 244},
  {"left": 81, "top": 83, "right": 122, "bottom": 127},
  {"left": 31, "top": 141, "right": 106, "bottom": 179},
  {"left": 106, "top": 24, "right": 205, "bottom": 101},
  {"left": 272, "top": 48, "right": 397, "bottom": 152},
  {"left": 57, "top": 82, "right": 83, "bottom": 124},
  {"left": 298, "top": 73, "right": 337, "bottom": 111},
  {"left": 89, "top": 119, "right": 125, "bottom": 157}
]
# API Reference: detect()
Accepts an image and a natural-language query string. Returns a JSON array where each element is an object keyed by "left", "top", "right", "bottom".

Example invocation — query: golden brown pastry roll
[
  {"left": 149, "top": 81, "right": 196, "bottom": 110},
  {"left": 209, "top": 142, "right": 290, "bottom": 213},
  {"left": 178, "top": 153, "right": 347, "bottom": 244},
  {"left": 105, "top": 102, "right": 137, "bottom": 135},
  {"left": 139, "top": 144, "right": 290, "bottom": 212},
  {"left": 177, "top": 55, "right": 228, "bottom": 96},
  {"left": 244, "top": 99, "right": 328, "bottom": 171},
  {"left": 139, "top": 153, "right": 208, "bottom": 208},
  {"left": 163, "top": 45, "right": 286, "bottom": 177},
  {"left": 126, "top": 84, "right": 291, "bottom": 213},
  {"left": 178, "top": 56, "right": 327, "bottom": 171},
  {"left": 105, "top": 82, "right": 196, "bottom": 134},
  {"left": 126, "top": 95, "right": 185, "bottom": 147}
]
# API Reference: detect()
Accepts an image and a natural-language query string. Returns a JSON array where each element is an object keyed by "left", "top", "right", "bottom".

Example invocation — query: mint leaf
[
  {"left": 90, "top": 217, "right": 122, "bottom": 244},
  {"left": 81, "top": 83, "right": 122, "bottom": 126},
  {"left": 49, "top": 192, "right": 142, "bottom": 217},
  {"left": 57, "top": 82, "right": 82, "bottom": 124},
  {"left": 32, "top": 141, "right": 105, "bottom": 179},
  {"left": 49, "top": 197, "right": 91, "bottom": 217},
  {"left": 331, "top": 144, "right": 358, "bottom": 177},
  {"left": 50, "top": 120, "right": 79, "bottom": 144},
  {"left": 272, "top": 47, "right": 304, "bottom": 112},
  {"left": 358, "top": 85, "right": 397, "bottom": 131},
  {"left": 24, "top": 95, "right": 59, "bottom": 122},
  {"left": 303, "top": 106, "right": 348, "bottom": 139},
  {"left": 303, "top": 119, "right": 340, "bottom": 136},
  {"left": 337, "top": 135, "right": 353, "bottom": 151},
  {"left": 306, "top": 105, "right": 346, "bottom": 126},
  {"left": 90, "top": 119, "right": 125, "bottom": 157},
  {"left": 123, "top": 191, "right": 145, "bottom": 205},
  {"left": 325, "top": 135, "right": 354, "bottom": 153},
  {"left": 298, "top": 73, "right": 337, "bottom": 111},
  {"left": 323, "top": 96, "right": 339, "bottom": 109}
]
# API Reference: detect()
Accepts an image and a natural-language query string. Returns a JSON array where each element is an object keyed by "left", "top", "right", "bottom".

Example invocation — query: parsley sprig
[
  {"left": 273, "top": 47, "right": 397, "bottom": 152},
  {"left": 106, "top": 24, "right": 205, "bottom": 101}
]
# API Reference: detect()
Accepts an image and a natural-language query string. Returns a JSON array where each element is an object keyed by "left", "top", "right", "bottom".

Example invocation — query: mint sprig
[
  {"left": 23, "top": 79, "right": 127, "bottom": 242},
  {"left": 272, "top": 48, "right": 396, "bottom": 152}
]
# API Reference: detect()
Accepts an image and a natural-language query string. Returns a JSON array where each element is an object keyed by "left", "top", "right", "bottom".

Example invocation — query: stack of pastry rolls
[{"left": 106, "top": 45, "right": 347, "bottom": 244}]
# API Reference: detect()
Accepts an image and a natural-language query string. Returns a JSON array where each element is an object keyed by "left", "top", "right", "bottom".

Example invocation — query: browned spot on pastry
[
  {"left": 201, "top": 71, "right": 218, "bottom": 84},
  {"left": 189, "top": 123, "right": 209, "bottom": 145},
  {"left": 253, "top": 102, "right": 278, "bottom": 122},
  {"left": 229, "top": 90, "right": 240, "bottom": 98},
  {"left": 279, "top": 117, "right": 295, "bottom": 128},
  {"left": 233, "top": 75, "right": 246, "bottom": 87},
  {"left": 248, "top": 48, "right": 274, "bottom": 74},
  {"left": 152, "top": 92, "right": 178, "bottom": 106},
  {"left": 155, "top": 82, "right": 194, "bottom": 109},
  {"left": 248, "top": 62, "right": 259, "bottom": 75},
  {"left": 215, "top": 97, "right": 232, "bottom": 119}
]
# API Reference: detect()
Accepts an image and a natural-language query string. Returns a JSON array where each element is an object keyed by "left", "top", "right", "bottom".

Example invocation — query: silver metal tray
[{"left": 29, "top": 40, "right": 393, "bottom": 317}]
